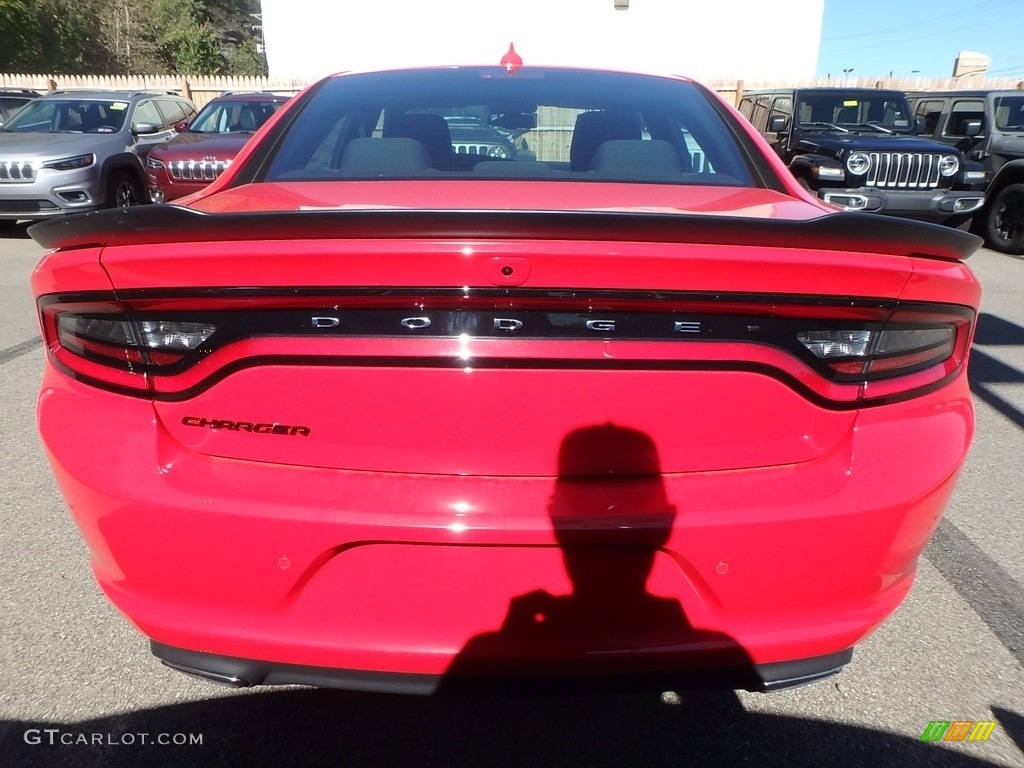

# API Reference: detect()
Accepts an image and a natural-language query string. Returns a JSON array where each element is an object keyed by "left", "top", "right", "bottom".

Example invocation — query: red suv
[{"left": 145, "top": 91, "right": 290, "bottom": 202}]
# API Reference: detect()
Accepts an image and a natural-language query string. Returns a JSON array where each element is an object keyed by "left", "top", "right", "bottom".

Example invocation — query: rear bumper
[
  {"left": 152, "top": 641, "right": 854, "bottom": 694},
  {"left": 38, "top": 365, "right": 974, "bottom": 688}
]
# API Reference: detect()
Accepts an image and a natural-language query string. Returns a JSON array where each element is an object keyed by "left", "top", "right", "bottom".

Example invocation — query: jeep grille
[
  {"left": 453, "top": 143, "right": 502, "bottom": 156},
  {"left": 168, "top": 159, "right": 231, "bottom": 182},
  {"left": 0, "top": 160, "right": 34, "bottom": 182},
  {"left": 866, "top": 153, "right": 942, "bottom": 189}
]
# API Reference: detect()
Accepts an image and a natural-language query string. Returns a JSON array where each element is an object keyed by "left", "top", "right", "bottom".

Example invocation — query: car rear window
[{"left": 261, "top": 68, "right": 756, "bottom": 187}]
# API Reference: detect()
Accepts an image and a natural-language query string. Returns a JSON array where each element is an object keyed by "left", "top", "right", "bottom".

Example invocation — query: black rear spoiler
[{"left": 29, "top": 205, "right": 982, "bottom": 262}]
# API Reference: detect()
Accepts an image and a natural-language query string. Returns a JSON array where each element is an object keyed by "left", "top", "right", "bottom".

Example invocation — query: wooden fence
[
  {"left": 2, "top": 72, "right": 1022, "bottom": 109},
  {"left": 0, "top": 74, "right": 308, "bottom": 109}
]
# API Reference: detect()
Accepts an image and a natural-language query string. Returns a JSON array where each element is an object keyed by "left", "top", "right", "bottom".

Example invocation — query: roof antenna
[{"left": 501, "top": 43, "right": 523, "bottom": 76}]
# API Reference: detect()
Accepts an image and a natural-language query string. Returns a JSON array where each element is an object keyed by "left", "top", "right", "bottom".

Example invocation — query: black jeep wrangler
[
  {"left": 739, "top": 88, "right": 986, "bottom": 225},
  {"left": 907, "top": 89, "right": 1024, "bottom": 254}
]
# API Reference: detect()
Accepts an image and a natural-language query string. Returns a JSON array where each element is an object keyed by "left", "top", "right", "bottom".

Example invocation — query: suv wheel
[
  {"left": 986, "top": 183, "right": 1024, "bottom": 255},
  {"left": 108, "top": 172, "right": 143, "bottom": 210}
]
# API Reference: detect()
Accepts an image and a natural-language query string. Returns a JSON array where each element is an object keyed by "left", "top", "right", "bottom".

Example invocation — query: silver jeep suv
[{"left": 0, "top": 89, "right": 196, "bottom": 229}]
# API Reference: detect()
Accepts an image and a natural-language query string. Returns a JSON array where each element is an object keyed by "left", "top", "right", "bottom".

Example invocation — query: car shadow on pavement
[
  {"left": 0, "top": 221, "right": 32, "bottom": 239},
  {"left": 969, "top": 313, "right": 1024, "bottom": 431},
  {"left": 973, "top": 312, "right": 1024, "bottom": 346},
  {"left": 1, "top": 692, "right": 1012, "bottom": 768},
  {"left": 993, "top": 706, "right": 1024, "bottom": 754}
]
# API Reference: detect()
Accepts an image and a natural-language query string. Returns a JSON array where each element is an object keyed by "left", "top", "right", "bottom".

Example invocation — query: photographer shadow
[{"left": 439, "top": 423, "right": 754, "bottom": 694}]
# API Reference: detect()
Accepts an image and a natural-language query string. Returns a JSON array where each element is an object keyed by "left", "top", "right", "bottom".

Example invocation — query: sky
[
  {"left": 817, "top": 0, "right": 1024, "bottom": 79},
  {"left": 262, "top": 0, "right": 821, "bottom": 82}
]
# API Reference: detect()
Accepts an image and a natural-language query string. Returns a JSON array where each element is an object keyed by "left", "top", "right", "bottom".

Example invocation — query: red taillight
[
  {"left": 38, "top": 292, "right": 973, "bottom": 406},
  {"left": 40, "top": 298, "right": 216, "bottom": 394},
  {"left": 794, "top": 306, "right": 973, "bottom": 402}
]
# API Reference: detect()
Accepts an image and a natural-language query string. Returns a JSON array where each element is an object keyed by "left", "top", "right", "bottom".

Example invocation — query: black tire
[
  {"left": 0, "top": 220, "right": 16, "bottom": 234},
  {"left": 985, "top": 182, "right": 1024, "bottom": 255},
  {"left": 108, "top": 172, "right": 143, "bottom": 210}
]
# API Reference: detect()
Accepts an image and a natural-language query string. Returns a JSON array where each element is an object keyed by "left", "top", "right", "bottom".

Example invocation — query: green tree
[
  {"left": 1, "top": 0, "right": 266, "bottom": 76},
  {"left": 37, "top": 0, "right": 119, "bottom": 73},
  {"left": 104, "top": 0, "right": 263, "bottom": 75},
  {"left": 224, "top": 37, "right": 265, "bottom": 77},
  {"left": 1, "top": 0, "right": 116, "bottom": 73},
  {"left": 166, "top": 22, "right": 223, "bottom": 75},
  {"left": 0, "top": 0, "right": 43, "bottom": 71}
]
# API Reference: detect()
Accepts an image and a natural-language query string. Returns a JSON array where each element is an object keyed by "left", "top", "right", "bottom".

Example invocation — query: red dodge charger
[{"left": 30, "top": 60, "right": 981, "bottom": 694}]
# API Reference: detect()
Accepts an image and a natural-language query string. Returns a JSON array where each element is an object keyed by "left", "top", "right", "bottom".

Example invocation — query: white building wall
[{"left": 260, "top": 0, "right": 823, "bottom": 83}]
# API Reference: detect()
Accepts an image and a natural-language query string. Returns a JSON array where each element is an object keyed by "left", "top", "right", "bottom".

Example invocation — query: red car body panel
[
  {"left": 37, "top": 364, "right": 972, "bottom": 675},
  {"left": 30, "top": 65, "right": 982, "bottom": 692}
]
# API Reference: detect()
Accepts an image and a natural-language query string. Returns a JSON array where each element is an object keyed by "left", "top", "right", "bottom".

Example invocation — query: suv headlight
[
  {"left": 146, "top": 155, "right": 165, "bottom": 170},
  {"left": 846, "top": 152, "right": 870, "bottom": 175},
  {"left": 41, "top": 154, "right": 95, "bottom": 171},
  {"left": 938, "top": 154, "right": 959, "bottom": 177}
]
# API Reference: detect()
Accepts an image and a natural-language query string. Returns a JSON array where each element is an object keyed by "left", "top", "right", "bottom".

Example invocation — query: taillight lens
[
  {"left": 793, "top": 304, "right": 972, "bottom": 401},
  {"left": 57, "top": 315, "right": 142, "bottom": 363},
  {"left": 40, "top": 299, "right": 216, "bottom": 393},
  {"left": 55, "top": 314, "right": 214, "bottom": 363},
  {"left": 797, "top": 326, "right": 955, "bottom": 379},
  {"left": 37, "top": 292, "right": 973, "bottom": 405},
  {"left": 137, "top": 319, "right": 217, "bottom": 351},
  {"left": 797, "top": 330, "right": 873, "bottom": 359}
]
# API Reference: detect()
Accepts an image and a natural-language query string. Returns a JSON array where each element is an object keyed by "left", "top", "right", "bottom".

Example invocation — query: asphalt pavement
[{"left": 0, "top": 223, "right": 1021, "bottom": 767}]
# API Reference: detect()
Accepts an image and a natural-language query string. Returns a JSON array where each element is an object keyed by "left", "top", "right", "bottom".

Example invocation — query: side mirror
[
  {"left": 767, "top": 115, "right": 788, "bottom": 133},
  {"left": 962, "top": 119, "right": 982, "bottom": 137},
  {"left": 132, "top": 122, "right": 160, "bottom": 135},
  {"left": 914, "top": 117, "right": 927, "bottom": 134}
]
